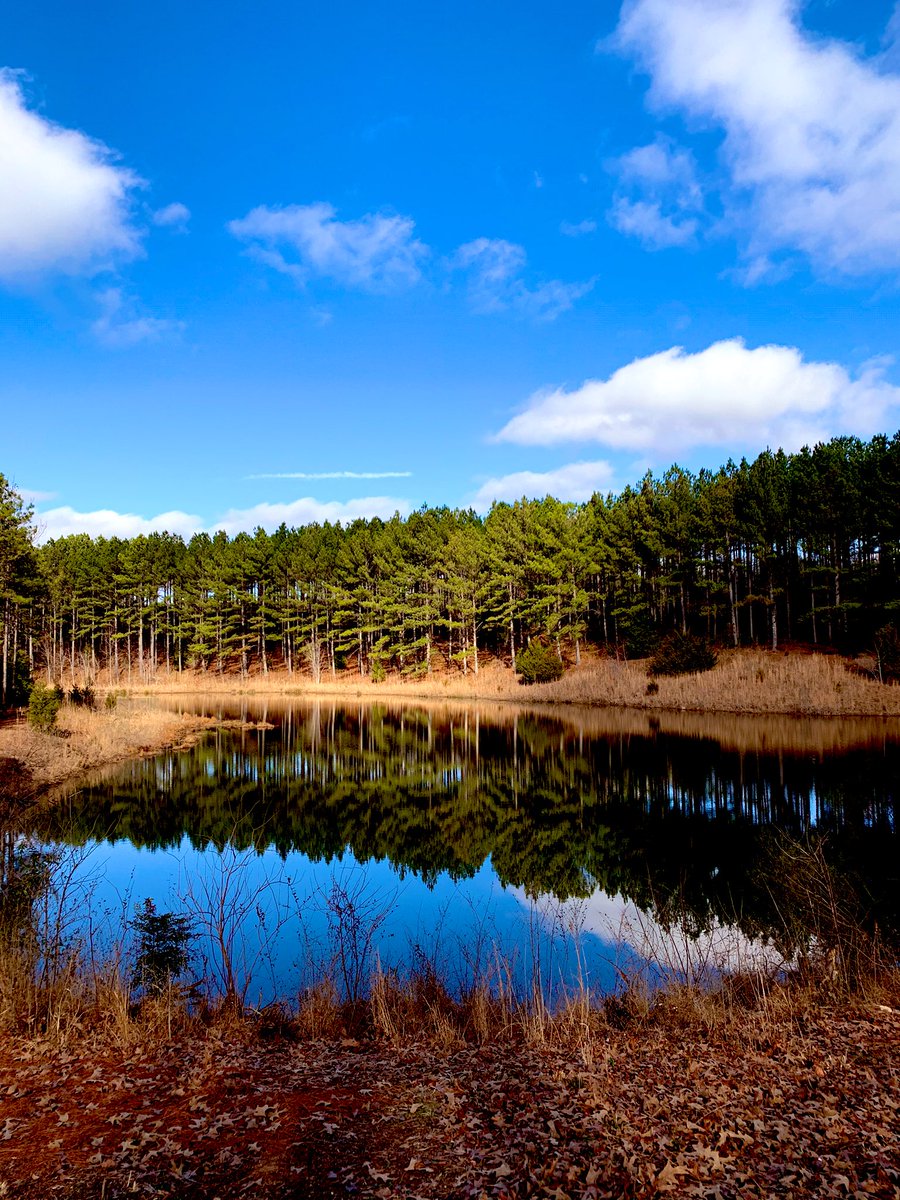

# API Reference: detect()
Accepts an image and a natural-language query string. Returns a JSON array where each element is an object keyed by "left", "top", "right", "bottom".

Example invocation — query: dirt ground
[{"left": 0, "top": 1006, "right": 897, "bottom": 1199}]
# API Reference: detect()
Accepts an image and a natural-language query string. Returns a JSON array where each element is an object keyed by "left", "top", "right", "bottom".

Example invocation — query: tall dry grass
[
  {"left": 0, "top": 703, "right": 220, "bottom": 792},
  {"left": 97, "top": 648, "right": 900, "bottom": 717}
]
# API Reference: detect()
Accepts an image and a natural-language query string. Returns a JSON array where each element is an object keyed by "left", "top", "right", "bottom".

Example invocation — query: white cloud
[
  {"left": 494, "top": 338, "right": 900, "bottom": 455},
  {"left": 35, "top": 506, "right": 203, "bottom": 543},
  {"left": 560, "top": 219, "right": 597, "bottom": 237},
  {"left": 14, "top": 487, "right": 57, "bottom": 504},
  {"left": 608, "top": 198, "right": 698, "bottom": 248},
  {"left": 33, "top": 494, "right": 412, "bottom": 543},
  {"left": 228, "top": 202, "right": 427, "bottom": 291},
  {"left": 151, "top": 202, "right": 190, "bottom": 230},
  {"left": 472, "top": 461, "right": 616, "bottom": 509},
  {"left": 246, "top": 471, "right": 412, "bottom": 480},
  {"left": 613, "top": 0, "right": 900, "bottom": 276},
  {"left": 212, "top": 496, "right": 412, "bottom": 535},
  {"left": 616, "top": 138, "right": 702, "bottom": 200},
  {"left": 454, "top": 237, "right": 594, "bottom": 320},
  {"left": 0, "top": 69, "right": 143, "bottom": 282},
  {"left": 608, "top": 136, "right": 703, "bottom": 249},
  {"left": 91, "top": 287, "right": 184, "bottom": 347}
]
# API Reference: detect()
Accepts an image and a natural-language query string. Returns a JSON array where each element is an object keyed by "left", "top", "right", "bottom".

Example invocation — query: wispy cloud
[
  {"left": 14, "top": 487, "right": 57, "bottom": 504},
  {"left": 612, "top": 0, "right": 900, "bottom": 277},
  {"left": 608, "top": 136, "right": 703, "bottom": 249},
  {"left": 0, "top": 69, "right": 143, "bottom": 282},
  {"left": 228, "top": 202, "right": 428, "bottom": 292},
  {"left": 246, "top": 470, "right": 412, "bottom": 480},
  {"left": 454, "top": 237, "right": 594, "bottom": 321},
  {"left": 151, "top": 201, "right": 190, "bottom": 230},
  {"left": 91, "top": 287, "right": 184, "bottom": 348},
  {"left": 560, "top": 219, "right": 597, "bottom": 238},
  {"left": 494, "top": 339, "right": 900, "bottom": 456}
]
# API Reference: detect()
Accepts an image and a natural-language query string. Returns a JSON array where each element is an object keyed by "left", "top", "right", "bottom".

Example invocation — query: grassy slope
[{"left": 108, "top": 649, "right": 900, "bottom": 718}]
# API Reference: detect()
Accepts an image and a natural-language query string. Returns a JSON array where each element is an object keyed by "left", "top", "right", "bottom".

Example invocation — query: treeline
[{"left": 2, "top": 432, "right": 900, "bottom": 693}]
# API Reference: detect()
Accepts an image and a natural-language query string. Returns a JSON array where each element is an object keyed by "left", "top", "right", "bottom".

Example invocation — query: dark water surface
[{"left": 31, "top": 699, "right": 900, "bottom": 1004}]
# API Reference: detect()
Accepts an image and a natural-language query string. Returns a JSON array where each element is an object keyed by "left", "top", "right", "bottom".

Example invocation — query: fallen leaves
[{"left": 0, "top": 1009, "right": 896, "bottom": 1197}]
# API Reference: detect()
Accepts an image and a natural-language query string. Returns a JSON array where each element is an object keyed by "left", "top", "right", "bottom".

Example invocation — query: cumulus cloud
[
  {"left": 493, "top": 339, "right": 900, "bottom": 455},
  {"left": 0, "top": 69, "right": 143, "bottom": 282},
  {"left": 151, "top": 202, "right": 190, "bottom": 230},
  {"left": 454, "top": 238, "right": 594, "bottom": 320},
  {"left": 228, "top": 203, "right": 427, "bottom": 291},
  {"left": 472, "top": 460, "right": 616, "bottom": 509},
  {"left": 91, "top": 288, "right": 184, "bottom": 348},
  {"left": 33, "top": 494, "right": 412, "bottom": 543},
  {"left": 211, "top": 496, "right": 412, "bottom": 535},
  {"left": 612, "top": 0, "right": 900, "bottom": 276},
  {"left": 35, "top": 506, "right": 203, "bottom": 543}
]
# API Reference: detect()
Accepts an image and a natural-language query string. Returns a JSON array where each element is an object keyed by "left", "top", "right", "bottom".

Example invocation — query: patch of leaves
[{"left": 0, "top": 1008, "right": 896, "bottom": 1198}]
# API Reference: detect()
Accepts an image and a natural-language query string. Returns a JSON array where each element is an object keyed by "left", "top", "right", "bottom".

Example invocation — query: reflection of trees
[{"left": 31, "top": 707, "right": 900, "bottom": 944}]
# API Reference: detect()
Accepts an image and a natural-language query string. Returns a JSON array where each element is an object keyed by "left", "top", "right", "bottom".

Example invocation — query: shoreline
[
  {"left": 3, "top": 647, "right": 900, "bottom": 802},
  {"left": 0, "top": 706, "right": 255, "bottom": 805},
  {"left": 96, "top": 647, "right": 900, "bottom": 718}
]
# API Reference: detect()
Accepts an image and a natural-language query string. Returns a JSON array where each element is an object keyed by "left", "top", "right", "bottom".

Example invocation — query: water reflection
[{"left": 32, "top": 700, "right": 900, "bottom": 957}]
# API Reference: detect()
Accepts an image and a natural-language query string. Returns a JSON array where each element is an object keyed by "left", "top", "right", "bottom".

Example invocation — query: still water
[{"left": 32, "top": 699, "right": 900, "bottom": 1005}]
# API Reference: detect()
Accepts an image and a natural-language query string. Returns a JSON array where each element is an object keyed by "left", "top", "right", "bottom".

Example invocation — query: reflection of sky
[
  {"left": 514, "top": 887, "right": 785, "bottom": 989},
  {"left": 58, "top": 838, "right": 637, "bottom": 1007}
]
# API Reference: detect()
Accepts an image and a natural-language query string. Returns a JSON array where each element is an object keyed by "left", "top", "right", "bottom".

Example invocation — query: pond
[{"left": 27, "top": 699, "right": 900, "bottom": 1007}]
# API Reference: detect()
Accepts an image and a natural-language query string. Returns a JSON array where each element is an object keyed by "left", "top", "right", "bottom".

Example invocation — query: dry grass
[
  {"left": 0, "top": 702, "right": 221, "bottom": 793},
  {"left": 97, "top": 647, "right": 900, "bottom": 717}
]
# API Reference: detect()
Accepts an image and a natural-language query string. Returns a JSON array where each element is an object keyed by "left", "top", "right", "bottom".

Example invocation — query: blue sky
[{"left": 4, "top": 0, "right": 900, "bottom": 540}]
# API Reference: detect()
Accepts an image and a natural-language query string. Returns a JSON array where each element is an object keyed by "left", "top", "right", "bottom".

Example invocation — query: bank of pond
[{"left": 6, "top": 699, "right": 899, "bottom": 1010}]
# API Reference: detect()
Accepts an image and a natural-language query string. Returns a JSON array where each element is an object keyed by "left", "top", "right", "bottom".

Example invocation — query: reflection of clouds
[{"left": 513, "top": 887, "right": 785, "bottom": 984}]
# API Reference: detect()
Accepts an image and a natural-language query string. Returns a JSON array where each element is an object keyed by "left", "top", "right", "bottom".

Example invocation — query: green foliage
[
  {"left": 27, "top": 682, "right": 63, "bottom": 731},
  {"left": 515, "top": 639, "right": 565, "bottom": 684},
  {"left": 8, "top": 430, "right": 900, "bottom": 684},
  {"left": 105, "top": 690, "right": 120, "bottom": 710},
  {"left": 7, "top": 653, "right": 32, "bottom": 707},
  {"left": 649, "top": 631, "right": 718, "bottom": 677},
  {"left": 131, "top": 898, "right": 192, "bottom": 994},
  {"left": 616, "top": 606, "right": 658, "bottom": 659},
  {"left": 68, "top": 685, "right": 96, "bottom": 708},
  {"left": 874, "top": 624, "right": 900, "bottom": 682},
  {"left": 0, "top": 846, "right": 53, "bottom": 945}
]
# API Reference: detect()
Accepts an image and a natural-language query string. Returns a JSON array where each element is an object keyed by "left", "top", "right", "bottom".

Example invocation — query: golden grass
[
  {"left": 0, "top": 703, "right": 220, "bottom": 792},
  {"left": 97, "top": 648, "right": 900, "bottom": 717}
]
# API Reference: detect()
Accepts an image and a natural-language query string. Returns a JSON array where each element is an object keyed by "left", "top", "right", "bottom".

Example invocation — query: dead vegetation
[
  {"left": 0, "top": 969, "right": 897, "bottom": 1199},
  {"left": 98, "top": 647, "right": 900, "bottom": 717},
  {"left": 0, "top": 824, "right": 897, "bottom": 1197},
  {"left": 0, "top": 703, "right": 222, "bottom": 794}
]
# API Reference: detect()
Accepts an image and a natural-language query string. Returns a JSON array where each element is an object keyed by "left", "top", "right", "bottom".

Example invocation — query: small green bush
[
  {"left": 516, "top": 639, "right": 565, "bottom": 685},
  {"left": 615, "top": 607, "right": 658, "bottom": 659},
  {"left": 27, "top": 683, "right": 63, "bottom": 731},
  {"left": 131, "top": 899, "right": 193, "bottom": 995},
  {"left": 68, "top": 685, "right": 96, "bottom": 708},
  {"left": 874, "top": 624, "right": 900, "bottom": 682},
  {"left": 649, "top": 631, "right": 718, "bottom": 677},
  {"left": 105, "top": 690, "right": 119, "bottom": 710}
]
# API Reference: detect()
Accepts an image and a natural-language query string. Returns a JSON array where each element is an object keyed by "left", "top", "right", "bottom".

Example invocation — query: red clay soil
[{"left": 0, "top": 1009, "right": 898, "bottom": 1199}]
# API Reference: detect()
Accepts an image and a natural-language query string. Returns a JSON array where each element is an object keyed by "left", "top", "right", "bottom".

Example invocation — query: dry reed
[
  {"left": 0, "top": 702, "right": 220, "bottom": 792},
  {"left": 94, "top": 648, "right": 900, "bottom": 717}
]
